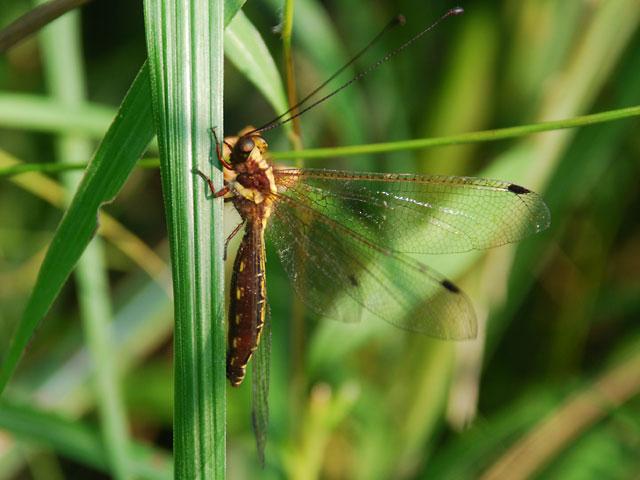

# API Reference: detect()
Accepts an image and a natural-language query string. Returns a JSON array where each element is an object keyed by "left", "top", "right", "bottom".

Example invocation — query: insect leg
[
  {"left": 214, "top": 186, "right": 230, "bottom": 197},
  {"left": 210, "top": 127, "right": 233, "bottom": 170},
  {"left": 194, "top": 169, "right": 230, "bottom": 197},
  {"left": 224, "top": 220, "right": 245, "bottom": 260}
]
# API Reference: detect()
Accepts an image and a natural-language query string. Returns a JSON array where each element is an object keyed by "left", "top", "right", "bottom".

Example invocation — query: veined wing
[
  {"left": 251, "top": 304, "right": 270, "bottom": 466},
  {"left": 273, "top": 168, "right": 550, "bottom": 255},
  {"left": 266, "top": 191, "right": 476, "bottom": 339}
]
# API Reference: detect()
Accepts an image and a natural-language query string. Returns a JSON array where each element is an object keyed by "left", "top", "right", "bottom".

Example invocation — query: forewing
[
  {"left": 273, "top": 169, "right": 550, "bottom": 255},
  {"left": 266, "top": 192, "right": 476, "bottom": 339}
]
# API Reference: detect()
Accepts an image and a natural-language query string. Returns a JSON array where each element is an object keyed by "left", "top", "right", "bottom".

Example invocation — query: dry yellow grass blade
[
  {"left": 0, "top": 149, "right": 170, "bottom": 295},
  {"left": 481, "top": 351, "right": 640, "bottom": 480}
]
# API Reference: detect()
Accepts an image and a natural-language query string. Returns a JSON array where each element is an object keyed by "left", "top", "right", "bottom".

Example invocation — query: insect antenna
[
  {"left": 250, "top": 6, "right": 464, "bottom": 136},
  {"left": 251, "top": 13, "right": 406, "bottom": 134}
]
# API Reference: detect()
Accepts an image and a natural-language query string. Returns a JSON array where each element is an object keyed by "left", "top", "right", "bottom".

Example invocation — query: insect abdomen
[{"left": 227, "top": 222, "right": 267, "bottom": 386}]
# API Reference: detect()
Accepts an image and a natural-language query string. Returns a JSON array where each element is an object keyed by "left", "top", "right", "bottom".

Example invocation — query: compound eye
[{"left": 237, "top": 136, "right": 255, "bottom": 155}]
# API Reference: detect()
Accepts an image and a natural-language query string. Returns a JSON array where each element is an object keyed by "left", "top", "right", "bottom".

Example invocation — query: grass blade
[
  {"left": 0, "top": 0, "right": 92, "bottom": 53},
  {"left": 0, "top": 400, "right": 172, "bottom": 480},
  {"left": 270, "top": 105, "right": 640, "bottom": 160},
  {"left": 225, "top": 11, "right": 288, "bottom": 116},
  {"left": 0, "top": 93, "right": 114, "bottom": 137},
  {"left": 0, "top": 151, "right": 168, "bottom": 288},
  {"left": 143, "top": 0, "right": 226, "bottom": 477},
  {"left": 2, "top": 103, "right": 639, "bottom": 177},
  {"left": 34, "top": 2, "right": 132, "bottom": 477},
  {"left": 0, "top": 65, "right": 155, "bottom": 393}
]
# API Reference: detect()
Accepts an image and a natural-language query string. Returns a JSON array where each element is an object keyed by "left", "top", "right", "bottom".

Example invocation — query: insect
[{"left": 196, "top": 6, "right": 550, "bottom": 462}]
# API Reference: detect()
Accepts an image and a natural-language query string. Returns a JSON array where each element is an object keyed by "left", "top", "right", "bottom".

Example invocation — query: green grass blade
[
  {"left": 225, "top": 11, "right": 288, "bottom": 116},
  {"left": 0, "top": 160, "right": 90, "bottom": 177},
  {"left": 143, "top": 0, "right": 227, "bottom": 477},
  {"left": 270, "top": 105, "right": 640, "bottom": 160},
  {"left": 0, "top": 158, "right": 160, "bottom": 177},
  {"left": 0, "top": 279, "right": 174, "bottom": 476},
  {"left": 15, "top": 277, "right": 172, "bottom": 412},
  {"left": 0, "top": 93, "right": 114, "bottom": 137},
  {"left": 0, "top": 0, "right": 244, "bottom": 398},
  {"left": 0, "top": 65, "right": 155, "bottom": 394},
  {"left": 0, "top": 400, "right": 172, "bottom": 480},
  {"left": 5, "top": 104, "right": 639, "bottom": 178},
  {"left": 35, "top": 2, "right": 132, "bottom": 478}
]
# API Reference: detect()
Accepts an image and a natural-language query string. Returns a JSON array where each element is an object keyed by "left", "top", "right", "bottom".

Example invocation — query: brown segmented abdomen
[{"left": 227, "top": 219, "right": 267, "bottom": 387}]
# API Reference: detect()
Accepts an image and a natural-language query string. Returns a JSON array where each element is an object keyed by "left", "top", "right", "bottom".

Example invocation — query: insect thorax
[{"left": 223, "top": 128, "right": 276, "bottom": 205}]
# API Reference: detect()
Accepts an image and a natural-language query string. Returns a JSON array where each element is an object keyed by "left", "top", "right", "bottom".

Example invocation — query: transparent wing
[
  {"left": 273, "top": 168, "right": 550, "bottom": 254},
  {"left": 251, "top": 304, "right": 270, "bottom": 466},
  {"left": 266, "top": 192, "right": 477, "bottom": 339}
]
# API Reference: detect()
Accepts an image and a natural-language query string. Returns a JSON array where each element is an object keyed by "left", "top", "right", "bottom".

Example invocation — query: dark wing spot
[
  {"left": 507, "top": 183, "right": 530, "bottom": 195},
  {"left": 347, "top": 274, "right": 359, "bottom": 287},
  {"left": 441, "top": 279, "right": 461, "bottom": 293}
]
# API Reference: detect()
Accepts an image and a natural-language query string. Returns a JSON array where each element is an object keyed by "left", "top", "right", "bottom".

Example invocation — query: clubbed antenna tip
[{"left": 450, "top": 7, "right": 464, "bottom": 16}]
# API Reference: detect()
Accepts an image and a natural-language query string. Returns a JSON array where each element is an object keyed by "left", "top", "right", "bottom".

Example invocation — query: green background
[{"left": 0, "top": 0, "right": 639, "bottom": 478}]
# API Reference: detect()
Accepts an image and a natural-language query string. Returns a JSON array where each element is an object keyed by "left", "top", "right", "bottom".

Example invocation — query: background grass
[{"left": 1, "top": 0, "right": 639, "bottom": 479}]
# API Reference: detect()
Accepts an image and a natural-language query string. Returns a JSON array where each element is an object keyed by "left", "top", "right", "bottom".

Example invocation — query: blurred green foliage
[{"left": 1, "top": 0, "right": 639, "bottom": 479}]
